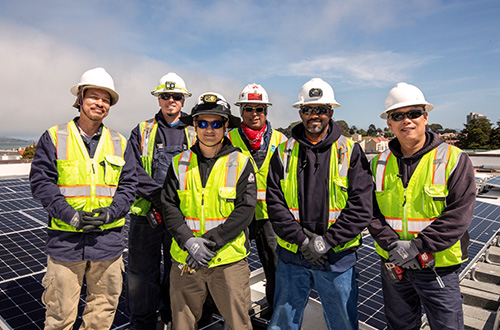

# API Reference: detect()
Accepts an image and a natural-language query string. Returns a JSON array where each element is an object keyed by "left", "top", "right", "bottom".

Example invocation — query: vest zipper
[{"left": 402, "top": 189, "right": 408, "bottom": 240}]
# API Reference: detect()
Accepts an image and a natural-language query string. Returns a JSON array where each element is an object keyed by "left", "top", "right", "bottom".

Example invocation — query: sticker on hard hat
[
  {"left": 248, "top": 93, "right": 263, "bottom": 101},
  {"left": 309, "top": 88, "right": 323, "bottom": 98},
  {"left": 165, "top": 82, "right": 176, "bottom": 90},
  {"left": 202, "top": 94, "right": 217, "bottom": 103}
]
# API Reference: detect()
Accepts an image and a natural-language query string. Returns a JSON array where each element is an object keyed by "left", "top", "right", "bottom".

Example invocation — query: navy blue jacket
[{"left": 30, "top": 117, "right": 137, "bottom": 262}]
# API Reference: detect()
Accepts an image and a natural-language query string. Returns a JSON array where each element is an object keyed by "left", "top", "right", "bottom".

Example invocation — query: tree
[
  {"left": 490, "top": 120, "right": 500, "bottom": 149},
  {"left": 349, "top": 125, "right": 358, "bottom": 135},
  {"left": 383, "top": 127, "right": 394, "bottom": 138},
  {"left": 276, "top": 121, "right": 301, "bottom": 138},
  {"left": 456, "top": 117, "right": 492, "bottom": 149},
  {"left": 335, "top": 120, "right": 350, "bottom": 136},
  {"left": 367, "top": 124, "right": 378, "bottom": 137},
  {"left": 22, "top": 143, "right": 36, "bottom": 159},
  {"left": 427, "top": 123, "right": 443, "bottom": 134}
]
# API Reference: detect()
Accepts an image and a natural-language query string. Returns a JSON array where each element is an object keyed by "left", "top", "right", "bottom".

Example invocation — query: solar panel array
[
  {"left": 1, "top": 177, "right": 500, "bottom": 330},
  {"left": 484, "top": 175, "right": 500, "bottom": 188}
]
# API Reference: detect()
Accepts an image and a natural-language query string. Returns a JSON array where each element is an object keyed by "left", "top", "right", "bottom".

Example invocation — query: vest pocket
[
  {"left": 423, "top": 185, "right": 448, "bottom": 218},
  {"left": 332, "top": 177, "right": 348, "bottom": 209},
  {"left": 103, "top": 155, "right": 125, "bottom": 186},
  {"left": 219, "top": 187, "right": 236, "bottom": 217},
  {"left": 56, "top": 160, "right": 79, "bottom": 186}
]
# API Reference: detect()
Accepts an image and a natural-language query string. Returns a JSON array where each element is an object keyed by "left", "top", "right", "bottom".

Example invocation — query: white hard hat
[
  {"left": 293, "top": 78, "right": 340, "bottom": 108},
  {"left": 234, "top": 83, "right": 272, "bottom": 106},
  {"left": 381, "top": 82, "right": 434, "bottom": 119},
  {"left": 70, "top": 67, "right": 119, "bottom": 107},
  {"left": 151, "top": 72, "right": 191, "bottom": 97}
]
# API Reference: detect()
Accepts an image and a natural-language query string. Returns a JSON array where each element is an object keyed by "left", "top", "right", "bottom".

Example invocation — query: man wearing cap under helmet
[
  {"left": 160, "top": 93, "right": 256, "bottom": 330},
  {"left": 228, "top": 83, "right": 286, "bottom": 316},
  {"left": 266, "top": 78, "right": 373, "bottom": 329},
  {"left": 369, "top": 82, "right": 475, "bottom": 329},
  {"left": 126, "top": 72, "right": 195, "bottom": 330},
  {"left": 30, "top": 67, "right": 137, "bottom": 329}
]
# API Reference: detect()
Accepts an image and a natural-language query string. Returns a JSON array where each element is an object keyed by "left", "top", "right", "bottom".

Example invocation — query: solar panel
[
  {"left": 484, "top": 175, "right": 500, "bottom": 188},
  {"left": 1, "top": 176, "right": 500, "bottom": 330}
]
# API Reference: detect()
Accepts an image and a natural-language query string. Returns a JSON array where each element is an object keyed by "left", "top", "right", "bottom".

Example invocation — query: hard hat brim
[
  {"left": 234, "top": 100, "right": 272, "bottom": 106},
  {"left": 292, "top": 100, "right": 341, "bottom": 108},
  {"left": 180, "top": 105, "right": 241, "bottom": 129},
  {"left": 70, "top": 84, "right": 119, "bottom": 108},
  {"left": 380, "top": 102, "right": 434, "bottom": 119}
]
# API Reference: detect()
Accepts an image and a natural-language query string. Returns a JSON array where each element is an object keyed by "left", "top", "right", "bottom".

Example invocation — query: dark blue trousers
[
  {"left": 127, "top": 214, "right": 172, "bottom": 330},
  {"left": 381, "top": 262, "right": 463, "bottom": 330}
]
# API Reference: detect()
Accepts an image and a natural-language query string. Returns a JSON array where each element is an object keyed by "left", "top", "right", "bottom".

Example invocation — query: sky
[{"left": 0, "top": 0, "right": 499, "bottom": 140}]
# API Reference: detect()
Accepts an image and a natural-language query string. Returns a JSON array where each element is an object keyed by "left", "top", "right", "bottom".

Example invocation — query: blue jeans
[
  {"left": 127, "top": 214, "right": 172, "bottom": 330},
  {"left": 269, "top": 258, "right": 359, "bottom": 330}
]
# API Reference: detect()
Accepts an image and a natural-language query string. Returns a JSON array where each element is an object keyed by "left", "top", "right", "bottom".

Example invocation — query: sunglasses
[
  {"left": 388, "top": 109, "right": 425, "bottom": 121},
  {"left": 243, "top": 106, "right": 266, "bottom": 113},
  {"left": 159, "top": 93, "right": 184, "bottom": 101},
  {"left": 300, "top": 105, "right": 331, "bottom": 115},
  {"left": 195, "top": 120, "right": 225, "bottom": 130}
]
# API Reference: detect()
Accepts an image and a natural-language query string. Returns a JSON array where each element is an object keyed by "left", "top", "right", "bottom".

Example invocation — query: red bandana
[{"left": 241, "top": 122, "right": 266, "bottom": 151}]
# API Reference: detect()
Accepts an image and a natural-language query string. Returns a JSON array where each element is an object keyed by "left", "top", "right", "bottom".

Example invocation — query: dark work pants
[
  {"left": 381, "top": 262, "right": 463, "bottom": 330},
  {"left": 127, "top": 214, "right": 173, "bottom": 330},
  {"left": 249, "top": 218, "right": 278, "bottom": 310}
]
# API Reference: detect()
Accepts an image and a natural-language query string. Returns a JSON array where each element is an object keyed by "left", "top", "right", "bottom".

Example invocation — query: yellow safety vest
[
  {"left": 130, "top": 118, "right": 195, "bottom": 216},
  {"left": 170, "top": 150, "right": 252, "bottom": 267},
  {"left": 228, "top": 128, "right": 286, "bottom": 220},
  {"left": 372, "top": 143, "right": 466, "bottom": 267},
  {"left": 276, "top": 136, "right": 361, "bottom": 253},
  {"left": 47, "top": 121, "right": 127, "bottom": 232}
]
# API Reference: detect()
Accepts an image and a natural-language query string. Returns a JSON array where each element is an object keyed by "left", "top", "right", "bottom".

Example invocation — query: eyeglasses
[
  {"left": 195, "top": 120, "right": 225, "bottom": 129},
  {"left": 243, "top": 106, "right": 266, "bottom": 113},
  {"left": 300, "top": 105, "right": 331, "bottom": 115},
  {"left": 159, "top": 93, "right": 184, "bottom": 101},
  {"left": 388, "top": 109, "right": 425, "bottom": 121}
]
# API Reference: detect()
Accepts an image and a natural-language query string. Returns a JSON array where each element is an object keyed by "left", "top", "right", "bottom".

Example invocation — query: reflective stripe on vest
[
  {"left": 276, "top": 136, "right": 361, "bottom": 253},
  {"left": 372, "top": 143, "right": 465, "bottom": 267},
  {"left": 48, "top": 121, "right": 127, "bottom": 231},
  {"left": 228, "top": 129, "right": 286, "bottom": 220}
]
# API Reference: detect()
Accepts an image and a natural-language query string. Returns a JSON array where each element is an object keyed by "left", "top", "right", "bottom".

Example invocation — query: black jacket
[
  {"left": 368, "top": 132, "right": 476, "bottom": 255},
  {"left": 266, "top": 120, "right": 373, "bottom": 269},
  {"left": 158, "top": 137, "right": 257, "bottom": 253}
]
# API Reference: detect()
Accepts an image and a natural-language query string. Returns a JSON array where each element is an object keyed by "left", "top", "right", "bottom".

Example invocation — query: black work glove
[
  {"left": 388, "top": 240, "right": 420, "bottom": 269},
  {"left": 184, "top": 237, "right": 217, "bottom": 267},
  {"left": 185, "top": 254, "right": 200, "bottom": 271},
  {"left": 70, "top": 210, "right": 104, "bottom": 232},
  {"left": 88, "top": 207, "right": 112, "bottom": 224},
  {"left": 299, "top": 228, "right": 331, "bottom": 265}
]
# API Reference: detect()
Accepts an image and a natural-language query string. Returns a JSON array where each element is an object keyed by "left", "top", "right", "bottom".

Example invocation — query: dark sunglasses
[
  {"left": 159, "top": 93, "right": 184, "bottom": 101},
  {"left": 388, "top": 109, "right": 425, "bottom": 121},
  {"left": 243, "top": 106, "right": 266, "bottom": 113},
  {"left": 300, "top": 105, "right": 331, "bottom": 115},
  {"left": 195, "top": 120, "right": 225, "bottom": 130}
]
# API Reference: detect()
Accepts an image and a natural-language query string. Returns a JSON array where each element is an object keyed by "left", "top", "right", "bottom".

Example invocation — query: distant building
[
  {"left": 1, "top": 150, "right": 22, "bottom": 161},
  {"left": 365, "top": 137, "right": 389, "bottom": 153},
  {"left": 351, "top": 133, "right": 363, "bottom": 142},
  {"left": 467, "top": 112, "right": 486, "bottom": 124}
]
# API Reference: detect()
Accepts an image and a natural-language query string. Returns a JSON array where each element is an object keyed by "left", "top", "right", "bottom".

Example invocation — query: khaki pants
[
  {"left": 170, "top": 259, "right": 252, "bottom": 330},
  {"left": 42, "top": 255, "right": 124, "bottom": 330}
]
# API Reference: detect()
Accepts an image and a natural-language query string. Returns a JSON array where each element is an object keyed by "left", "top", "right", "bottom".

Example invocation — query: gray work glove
[
  {"left": 388, "top": 240, "right": 420, "bottom": 269},
  {"left": 184, "top": 237, "right": 217, "bottom": 267},
  {"left": 70, "top": 210, "right": 104, "bottom": 232},
  {"left": 299, "top": 228, "right": 331, "bottom": 265},
  {"left": 185, "top": 254, "right": 200, "bottom": 271},
  {"left": 87, "top": 207, "right": 112, "bottom": 224}
]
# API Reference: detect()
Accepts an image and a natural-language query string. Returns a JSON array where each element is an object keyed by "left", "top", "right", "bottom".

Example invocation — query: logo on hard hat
[
  {"left": 309, "top": 88, "right": 323, "bottom": 98},
  {"left": 202, "top": 94, "right": 217, "bottom": 103},
  {"left": 248, "top": 93, "right": 262, "bottom": 101},
  {"left": 165, "top": 82, "right": 176, "bottom": 90}
]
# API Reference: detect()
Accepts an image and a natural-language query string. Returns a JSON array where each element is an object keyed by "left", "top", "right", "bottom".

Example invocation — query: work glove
[
  {"left": 70, "top": 210, "right": 104, "bottom": 233},
  {"left": 184, "top": 237, "right": 217, "bottom": 267},
  {"left": 299, "top": 228, "right": 331, "bottom": 265},
  {"left": 185, "top": 254, "right": 200, "bottom": 271},
  {"left": 88, "top": 207, "right": 112, "bottom": 224},
  {"left": 388, "top": 240, "right": 420, "bottom": 269}
]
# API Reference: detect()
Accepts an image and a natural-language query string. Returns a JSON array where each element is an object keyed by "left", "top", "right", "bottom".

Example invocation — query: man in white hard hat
[
  {"left": 266, "top": 78, "right": 373, "bottom": 329},
  {"left": 126, "top": 73, "right": 195, "bottom": 330},
  {"left": 160, "top": 93, "right": 256, "bottom": 330},
  {"left": 30, "top": 67, "right": 137, "bottom": 329},
  {"left": 369, "top": 82, "right": 475, "bottom": 329},
  {"left": 228, "top": 83, "right": 286, "bottom": 316}
]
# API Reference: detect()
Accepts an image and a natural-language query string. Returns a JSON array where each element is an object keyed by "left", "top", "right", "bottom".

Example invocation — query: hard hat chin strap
[{"left": 198, "top": 137, "right": 224, "bottom": 148}]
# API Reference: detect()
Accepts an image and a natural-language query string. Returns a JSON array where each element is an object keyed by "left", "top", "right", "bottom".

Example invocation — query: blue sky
[{"left": 1, "top": 0, "right": 499, "bottom": 140}]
